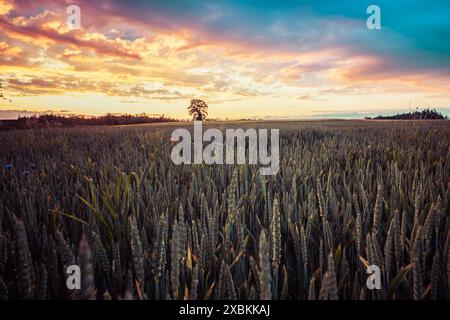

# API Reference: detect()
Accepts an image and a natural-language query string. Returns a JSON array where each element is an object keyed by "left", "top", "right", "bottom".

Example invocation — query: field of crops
[{"left": 0, "top": 120, "right": 449, "bottom": 300}]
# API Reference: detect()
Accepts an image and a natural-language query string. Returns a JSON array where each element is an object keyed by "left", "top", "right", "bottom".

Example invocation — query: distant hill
[{"left": 366, "top": 108, "right": 448, "bottom": 120}]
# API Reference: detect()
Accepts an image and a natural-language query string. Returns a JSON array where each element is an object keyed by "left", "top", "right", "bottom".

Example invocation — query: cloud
[
  {"left": 0, "top": 11, "right": 141, "bottom": 59},
  {"left": 0, "top": 0, "right": 449, "bottom": 117}
]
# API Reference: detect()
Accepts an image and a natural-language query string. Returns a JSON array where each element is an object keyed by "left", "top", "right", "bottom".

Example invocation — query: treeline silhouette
[
  {"left": 0, "top": 113, "right": 178, "bottom": 130},
  {"left": 367, "top": 108, "right": 448, "bottom": 120}
]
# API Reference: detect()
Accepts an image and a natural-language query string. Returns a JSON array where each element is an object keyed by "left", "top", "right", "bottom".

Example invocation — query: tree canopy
[{"left": 367, "top": 108, "right": 447, "bottom": 120}]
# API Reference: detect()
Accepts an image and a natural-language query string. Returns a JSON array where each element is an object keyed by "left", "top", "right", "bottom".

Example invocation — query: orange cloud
[{"left": 0, "top": 0, "right": 13, "bottom": 15}]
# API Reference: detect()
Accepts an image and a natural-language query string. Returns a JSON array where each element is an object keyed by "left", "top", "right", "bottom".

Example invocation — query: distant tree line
[
  {"left": 35, "top": 113, "right": 178, "bottom": 126},
  {"left": 366, "top": 108, "right": 448, "bottom": 120},
  {"left": 0, "top": 113, "right": 178, "bottom": 130}
]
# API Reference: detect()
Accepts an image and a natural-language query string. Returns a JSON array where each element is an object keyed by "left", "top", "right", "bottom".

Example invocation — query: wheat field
[{"left": 0, "top": 120, "right": 449, "bottom": 300}]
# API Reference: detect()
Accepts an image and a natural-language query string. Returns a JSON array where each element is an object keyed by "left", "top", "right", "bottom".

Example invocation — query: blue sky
[{"left": 0, "top": 0, "right": 449, "bottom": 119}]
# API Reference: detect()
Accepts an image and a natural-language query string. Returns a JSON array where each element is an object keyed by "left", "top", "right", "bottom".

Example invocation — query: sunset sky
[{"left": 1, "top": 0, "right": 450, "bottom": 119}]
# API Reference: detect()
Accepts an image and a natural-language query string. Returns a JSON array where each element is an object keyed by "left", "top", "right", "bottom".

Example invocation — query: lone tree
[{"left": 188, "top": 99, "right": 208, "bottom": 121}]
